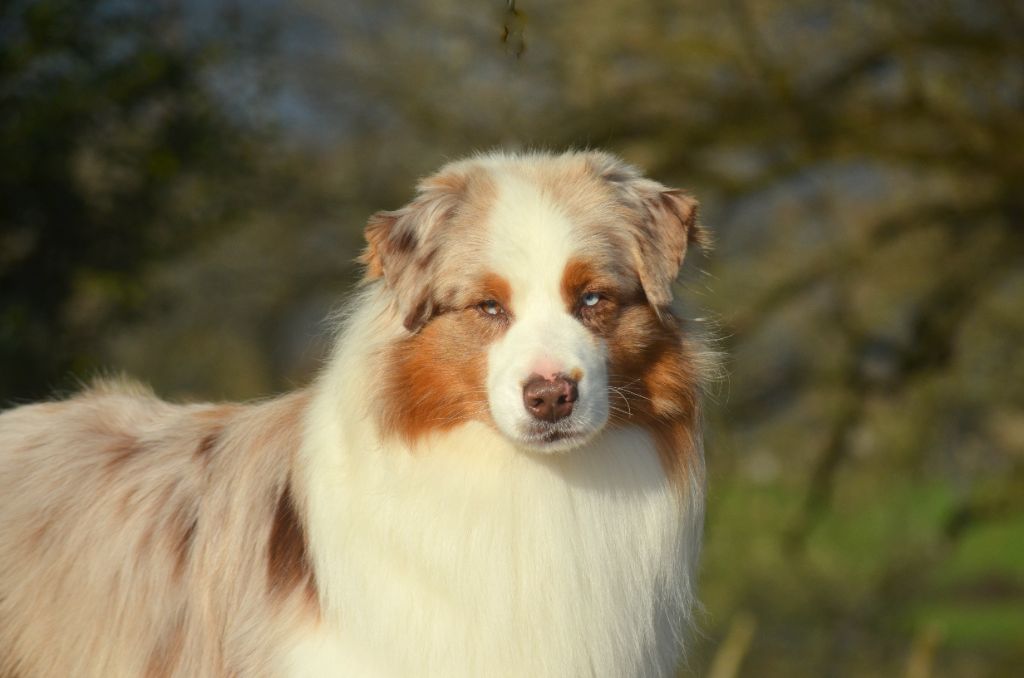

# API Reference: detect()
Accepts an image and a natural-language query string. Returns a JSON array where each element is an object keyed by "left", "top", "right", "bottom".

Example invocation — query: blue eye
[
  {"left": 479, "top": 300, "right": 504, "bottom": 316},
  {"left": 581, "top": 292, "right": 601, "bottom": 307}
]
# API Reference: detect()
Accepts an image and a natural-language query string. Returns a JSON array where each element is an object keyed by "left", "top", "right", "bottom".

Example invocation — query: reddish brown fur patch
[
  {"left": 480, "top": 272, "right": 512, "bottom": 310},
  {"left": 560, "top": 257, "right": 638, "bottom": 337},
  {"left": 267, "top": 481, "right": 316, "bottom": 606},
  {"left": 560, "top": 259, "right": 596, "bottom": 308},
  {"left": 378, "top": 275, "right": 513, "bottom": 443},
  {"left": 605, "top": 305, "right": 702, "bottom": 487},
  {"left": 195, "top": 432, "right": 219, "bottom": 460},
  {"left": 650, "top": 421, "right": 700, "bottom": 487}
]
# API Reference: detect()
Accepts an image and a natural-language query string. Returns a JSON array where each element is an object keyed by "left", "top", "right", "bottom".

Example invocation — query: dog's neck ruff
[{"left": 289, "top": 289, "right": 703, "bottom": 678}]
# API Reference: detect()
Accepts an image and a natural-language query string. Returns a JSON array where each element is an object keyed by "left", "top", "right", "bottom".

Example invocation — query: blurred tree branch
[{"left": 0, "top": 0, "right": 264, "bottom": 403}]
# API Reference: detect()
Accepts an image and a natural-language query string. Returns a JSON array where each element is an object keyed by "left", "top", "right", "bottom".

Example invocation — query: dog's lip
[
  {"left": 516, "top": 422, "right": 594, "bottom": 451},
  {"left": 536, "top": 429, "right": 572, "bottom": 443}
]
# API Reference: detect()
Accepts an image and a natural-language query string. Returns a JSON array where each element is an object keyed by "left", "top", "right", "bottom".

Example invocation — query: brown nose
[{"left": 522, "top": 374, "right": 578, "bottom": 422}]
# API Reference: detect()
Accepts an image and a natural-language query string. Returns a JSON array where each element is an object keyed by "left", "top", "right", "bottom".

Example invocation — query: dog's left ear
[
  {"left": 589, "top": 153, "right": 707, "bottom": 313},
  {"left": 361, "top": 174, "right": 462, "bottom": 332},
  {"left": 630, "top": 185, "right": 706, "bottom": 310}
]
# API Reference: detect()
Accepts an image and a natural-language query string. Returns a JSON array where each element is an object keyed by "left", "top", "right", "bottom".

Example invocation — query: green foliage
[{"left": 0, "top": 0, "right": 252, "bottom": 402}]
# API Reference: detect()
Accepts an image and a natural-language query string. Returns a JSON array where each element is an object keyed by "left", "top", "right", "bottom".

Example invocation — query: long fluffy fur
[{"left": 0, "top": 150, "right": 707, "bottom": 678}]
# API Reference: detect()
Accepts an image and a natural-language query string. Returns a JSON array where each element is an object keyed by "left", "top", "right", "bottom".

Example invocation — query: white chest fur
[{"left": 291, "top": 392, "right": 701, "bottom": 678}]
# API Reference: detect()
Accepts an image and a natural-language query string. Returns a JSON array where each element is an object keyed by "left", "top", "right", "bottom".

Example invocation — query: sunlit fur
[{"left": 0, "top": 150, "right": 708, "bottom": 678}]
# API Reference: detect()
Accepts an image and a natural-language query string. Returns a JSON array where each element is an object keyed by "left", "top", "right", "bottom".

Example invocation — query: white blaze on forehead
[
  {"left": 482, "top": 171, "right": 611, "bottom": 452},
  {"left": 485, "top": 174, "right": 576, "bottom": 308}
]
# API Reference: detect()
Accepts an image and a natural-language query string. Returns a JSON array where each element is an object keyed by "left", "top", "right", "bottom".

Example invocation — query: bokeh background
[{"left": 2, "top": 0, "right": 1023, "bottom": 675}]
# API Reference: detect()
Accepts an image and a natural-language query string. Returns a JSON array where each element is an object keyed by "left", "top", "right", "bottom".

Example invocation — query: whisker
[
  {"left": 613, "top": 387, "right": 652, "bottom": 403},
  {"left": 607, "top": 406, "right": 633, "bottom": 420},
  {"left": 606, "top": 387, "right": 633, "bottom": 417}
]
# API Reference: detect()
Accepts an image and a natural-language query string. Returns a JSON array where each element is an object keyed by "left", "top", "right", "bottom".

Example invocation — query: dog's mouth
[{"left": 516, "top": 421, "right": 596, "bottom": 453}]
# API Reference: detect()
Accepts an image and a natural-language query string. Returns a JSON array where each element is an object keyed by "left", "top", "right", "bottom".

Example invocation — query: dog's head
[{"left": 363, "top": 151, "right": 706, "bottom": 453}]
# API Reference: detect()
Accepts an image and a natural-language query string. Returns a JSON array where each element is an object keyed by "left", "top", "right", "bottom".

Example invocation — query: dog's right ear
[
  {"left": 360, "top": 176, "right": 462, "bottom": 332},
  {"left": 361, "top": 210, "right": 417, "bottom": 282}
]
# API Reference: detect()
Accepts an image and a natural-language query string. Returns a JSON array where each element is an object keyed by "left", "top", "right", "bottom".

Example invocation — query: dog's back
[{"left": 0, "top": 382, "right": 313, "bottom": 677}]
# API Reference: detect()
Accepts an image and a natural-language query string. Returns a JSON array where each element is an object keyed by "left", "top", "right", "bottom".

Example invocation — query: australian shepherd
[{"left": 0, "top": 150, "right": 709, "bottom": 677}]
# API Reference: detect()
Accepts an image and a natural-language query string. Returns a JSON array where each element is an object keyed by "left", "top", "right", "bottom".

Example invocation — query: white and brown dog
[{"left": 0, "top": 150, "right": 709, "bottom": 678}]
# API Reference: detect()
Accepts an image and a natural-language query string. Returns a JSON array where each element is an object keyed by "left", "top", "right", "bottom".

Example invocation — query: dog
[{"left": 0, "top": 150, "right": 709, "bottom": 677}]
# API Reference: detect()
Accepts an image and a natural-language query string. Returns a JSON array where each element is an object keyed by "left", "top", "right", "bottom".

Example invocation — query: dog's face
[{"left": 365, "top": 151, "right": 703, "bottom": 453}]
